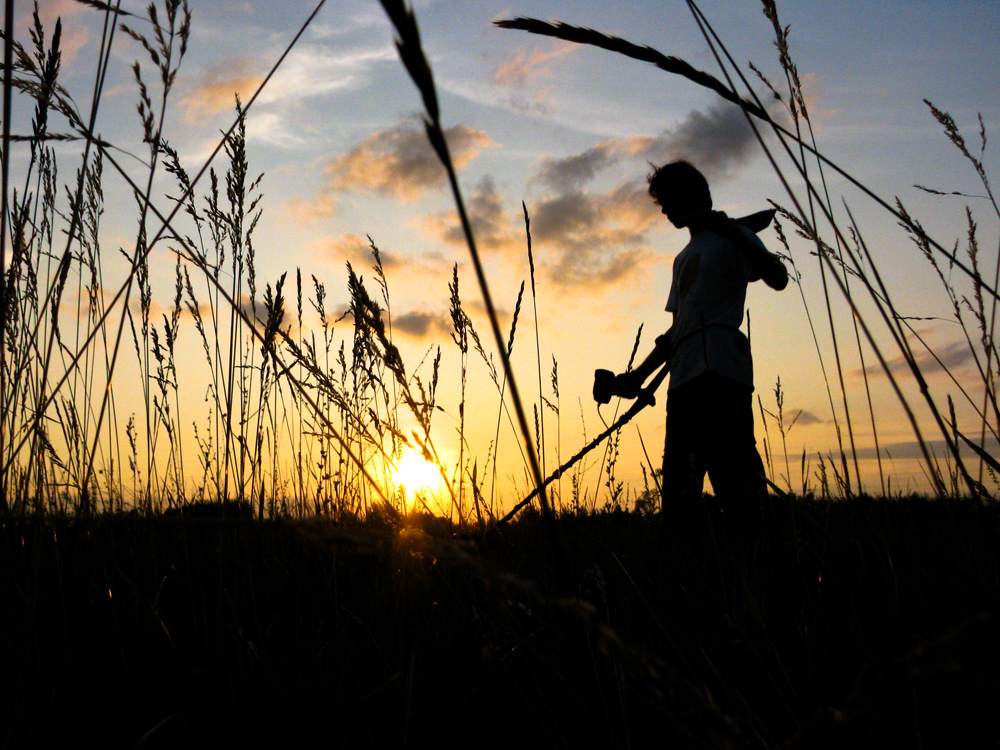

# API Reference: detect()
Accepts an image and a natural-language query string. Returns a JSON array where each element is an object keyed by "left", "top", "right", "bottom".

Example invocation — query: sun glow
[{"left": 392, "top": 450, "right": 442, "bottom": 495}]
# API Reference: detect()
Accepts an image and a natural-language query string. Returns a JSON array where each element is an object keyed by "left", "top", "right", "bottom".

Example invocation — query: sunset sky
[{"left": 17, "top": 0, "right": 1000, "bottom": 505}]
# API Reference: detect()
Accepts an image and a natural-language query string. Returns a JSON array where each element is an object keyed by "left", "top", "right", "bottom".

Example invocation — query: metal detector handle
[
  {"left": 639, "top": 360, "right": 670, "bottom": 406},
  {"left": 500, "top": 360, "right": 671, "bottom": 525}
]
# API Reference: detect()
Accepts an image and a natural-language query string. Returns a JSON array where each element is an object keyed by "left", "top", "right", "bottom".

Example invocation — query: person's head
[{"left": 647, "top": 160, "right": 712, "bottom": 228}]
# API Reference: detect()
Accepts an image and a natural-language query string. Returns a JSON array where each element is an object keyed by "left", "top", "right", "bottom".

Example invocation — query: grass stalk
[
  {"left": 378, "top": 0, "right": 565, "bottom": 580},
  {"left": 0, "top": 0, "right": 14, "bottom": 509},
  {"left": 524, "top": 202, "right": 547, "bottom": 484}
]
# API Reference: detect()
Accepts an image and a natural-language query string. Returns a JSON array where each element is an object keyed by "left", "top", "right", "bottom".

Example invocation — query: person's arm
[
  {"left": 746, "top": 243, "right": 788, "bottom": 290},
  {"left": 735, "top": 225, "right": 788, "bottom": 290},
  {"left": 698, "top": 211, "right": 789, "bottom": 291}
]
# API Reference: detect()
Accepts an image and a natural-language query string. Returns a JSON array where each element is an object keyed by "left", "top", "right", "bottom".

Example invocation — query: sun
[{"left": 392, "top": 449, "right": 442, "bottom": 495}]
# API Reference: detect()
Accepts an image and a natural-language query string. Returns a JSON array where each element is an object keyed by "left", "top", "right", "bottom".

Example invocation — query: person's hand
[{"left": 613, "top": 371, "right": 644, "bottom": 400}]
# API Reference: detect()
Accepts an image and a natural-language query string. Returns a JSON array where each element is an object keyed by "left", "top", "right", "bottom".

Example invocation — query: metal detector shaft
[{"left": 499, "top": 362, "right": 670, "bottom": 525}]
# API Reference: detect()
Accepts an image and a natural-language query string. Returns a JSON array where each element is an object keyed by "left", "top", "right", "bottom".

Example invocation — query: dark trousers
[{"left": 662, "top": 372, "right": 766, "bottom": 524}]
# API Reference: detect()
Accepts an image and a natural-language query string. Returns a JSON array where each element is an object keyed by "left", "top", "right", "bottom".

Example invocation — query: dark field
[{"left": 3, "top": 497, "right": 999, "bottom": 749}]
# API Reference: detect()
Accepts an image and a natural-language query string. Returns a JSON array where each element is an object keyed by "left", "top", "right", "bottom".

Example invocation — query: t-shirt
[{"left": 666, "top": 224, "right": 764, "bottom": 390}]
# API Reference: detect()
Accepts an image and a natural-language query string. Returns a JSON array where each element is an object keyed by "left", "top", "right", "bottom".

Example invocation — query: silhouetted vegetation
[{"left": 3, "top": 498, "right": 998, "bottom": 748}]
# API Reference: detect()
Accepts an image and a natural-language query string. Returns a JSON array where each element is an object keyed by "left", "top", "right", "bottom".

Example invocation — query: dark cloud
[
  {"left": 509, "top": 98, "right": 769, "bottom": 289},
  {"left": 534, "top": 98, "right": 767, "bottom": 196},
  {"left": 791, "top": 409, "right": 824, "bottom": 427},
  {"left": 537, "top": 144, "right": 618, "bottom": 191},
  {"left": 531, "top": 180, "right": 660, "bottom": 287},
  {"left": 424, "top": 175, "right": 661, "bottom": 288},
  {"left": 639, "top": 97, "right": 767, "bottom": 180},
  {"left": 391, "top": 310, "right": 451, "bottom": 338},
  {"left": 535, "top": 136, "right": 654, "bottom": 191},
  {"left": 424, "top": 176, "right": 523, "bottom": 253},
  {"left": 853, "top": 340, "right": 974, "bottom": 379},
  {"left": 853, "top": 437, "right": 1000, "bottom": 461},
  {"left": 323, "top": 120, "right": 494, "bottom": 203},
  {"left": 416, "top": 99, "right": 764, "bottom": 291},
  {"left": 468, "top": 177, "right": 518, "bottom": 251},
  {"left": 549, "top": 245, "right": 651, "bottom": 287}
]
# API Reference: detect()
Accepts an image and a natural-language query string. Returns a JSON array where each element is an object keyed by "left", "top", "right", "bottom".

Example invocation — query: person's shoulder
[{"left": 673, "top": 235, "right": 697, "bottom": 260}]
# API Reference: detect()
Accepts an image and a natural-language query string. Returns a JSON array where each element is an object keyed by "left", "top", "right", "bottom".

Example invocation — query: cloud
[
  {"left": 415, "top": 98, "right": 768, "bottom": 291},
  {"left": 422, "top": 164, "right": 664, "bottom": 289},
  {"left": 637, "top": 97, "right": 768, "bottom": 181},
  {"left": 534, "top": 98, "right": 767, "bottom": 193},
  {"left": 181, "top": 38, "right": 393, "bottom": 146},
  {"left": 493, "top": 41, "right": 576, "bottom": 114},
  {"left": 530, "top": 180, "right": 662, "bottom": 287},
  {"left": 853, "top": 339, "right": 974, "bottom": 379},
  {"left": 798, "top": 73, "right": 832, "bottom": 120},
  {"left": 537, "top": 146, "right": 615, "bottom": 190},
  {"left": 322, "top": 120, "right": 495, "bottom": 203},
  {"left": 256, "top": 44, "right": 391, "bottom": 106},
  {"left": 504, "top": 97, "right": 779, "bottom": 288},
  {"left": 286, "top": 188, "right": 339, "bottom": 221},
  {"left": 791, "top": 409, "right": 824, "bottom": 426},
  {"left": 421, "top": 176, "right": 524, "bottom": 255},
  {"left": 314, "top": 232, "right": 406, "bottom": 273},
  {"left": 536, "top": 136, "right": 654, "bottom": 191},
  {"left": 494, "top": 42, "right": 576, "bottom": 86},
  {"left": 853, "top": 437, "right": 1000, "bottom": 461},
  {"left": 181, "top": 59, "right": 262, "bottom": 123},
  {"left": 26, "top": 0, "right": 89, "bottom": 65},
  {"left": 391, "top": 310, "right": 451, "bottom": 338},
  {"left": 420, "top": 175, "right": 662, "bottom": 289}
]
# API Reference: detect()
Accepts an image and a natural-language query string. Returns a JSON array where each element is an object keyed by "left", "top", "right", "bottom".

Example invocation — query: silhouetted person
[{"left": 614, "top": 160, "right": 787, "bottom": 529}]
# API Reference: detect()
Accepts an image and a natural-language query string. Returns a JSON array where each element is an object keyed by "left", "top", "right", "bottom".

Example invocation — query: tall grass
[
  {"left": 1, "top": 0, "right": 997, "bottom": 522},
  {"left": 0, "top": 0, "right": 606, "bottom": 531}
]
